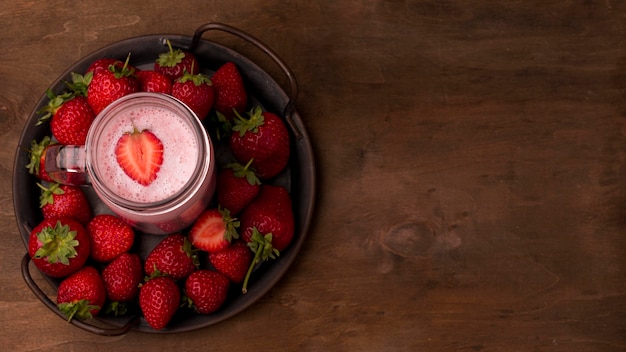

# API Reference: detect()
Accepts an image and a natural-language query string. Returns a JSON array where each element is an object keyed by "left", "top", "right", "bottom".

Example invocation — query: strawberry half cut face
[{"left": 114, "top": 127, "right": 164, "bottom": 186}]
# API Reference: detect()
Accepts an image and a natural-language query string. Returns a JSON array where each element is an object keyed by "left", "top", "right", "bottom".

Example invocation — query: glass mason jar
[{"left": 45, "top": 92, "right": 216, "bottom": 234}]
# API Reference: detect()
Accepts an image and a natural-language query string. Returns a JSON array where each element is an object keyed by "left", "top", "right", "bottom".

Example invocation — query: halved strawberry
[
  {"left": 114, "top": 127, "right": 164, "bottom": 186},
  {"left": 189, "top": 208, "right": 239, "bottom": 253}
]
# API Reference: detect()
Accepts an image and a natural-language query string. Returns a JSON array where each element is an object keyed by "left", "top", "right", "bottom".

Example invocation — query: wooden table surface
[{"left": 1, "top": 1, "right": 625, "bottom": 351}]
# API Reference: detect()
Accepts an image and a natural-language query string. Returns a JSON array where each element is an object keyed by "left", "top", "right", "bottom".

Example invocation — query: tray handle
[
  {"left": 21, "top": 253, "right": 139, "bottom": 336},
  {"left": 184, "top": 22, "right": 302, "bottom": 139}
]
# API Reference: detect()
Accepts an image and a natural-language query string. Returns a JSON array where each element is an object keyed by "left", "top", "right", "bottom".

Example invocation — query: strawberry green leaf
[
  {"left": 36, "top": 89, "right": 75, "bottom": 125},
  {"left": 58, "top": 299, "right": 100, "bottom": 321},
  {"left": 38, "top": 182, "right": 65, "bottom": 207},
  {"left": 182, "top": 236, "right": 200, "bottom": 268},
  {"left": 228, "top": 159, "right": 261, "bottom": 186},
  {"left": 110, "top": 53, "right": 135, "bottom": 79},
  {"left": 156, "top": 39, "right": 186, "bottom": 68},
  {"left": 33, "top": 221, "right": 79, "bottom": 265},
  {"left": 242, "top": 227, "right": 279, "bottom": 294},
  {"left": 232, "top": 106, "right": 265, "bottom": 137},
  {"left": 64, "top": 71, "right": 93, "bottom": 97},
  {"left": 219, "top": 207, "right": 240, "bottom": 243},
  {"left": 177, "top": 67, "right": 211, "bottom": 86},
  {"left": 104, "top": 301, "right": 128, "bottom": 317},
  {"left": 25, "top": 136, "right": 52, "bottom": 176}
]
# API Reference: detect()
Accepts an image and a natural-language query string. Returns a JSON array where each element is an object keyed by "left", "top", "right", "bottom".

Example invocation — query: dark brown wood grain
[{"left": 1, "top": 1, "right": 625, "bottom": 351}]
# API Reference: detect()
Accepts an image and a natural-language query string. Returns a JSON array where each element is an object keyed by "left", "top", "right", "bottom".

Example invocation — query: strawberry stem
[
  {"left": 156, "top": 39, "right": 186, "bottom": 68},
  {"left": 232, "top": 106, "right": 264, "bottom": 137},
  {"left": 228, "top": 159, "right": 261, "bottom": 186},
  {"left": 110, "top": 53, "right": 135, "bottom": 79},
  {"left": 241, "top": 227, "right": 279, "bottom": 294}
]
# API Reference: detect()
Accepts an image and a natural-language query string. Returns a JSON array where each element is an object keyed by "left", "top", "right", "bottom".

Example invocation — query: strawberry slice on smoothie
[{"left": 115, "top": 127, "right": 164, "bottom": 186}]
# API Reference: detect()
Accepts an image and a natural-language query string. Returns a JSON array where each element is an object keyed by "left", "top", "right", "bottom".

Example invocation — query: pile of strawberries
[{"left": 25, "top": 40, "right": 295, "bottom": 330}]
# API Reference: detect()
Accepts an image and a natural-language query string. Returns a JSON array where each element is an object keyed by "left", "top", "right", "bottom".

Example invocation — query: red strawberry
[
  {"left": 229, "top": 106, "right": 290, "bottom": 180},
  {"left": 114, "top": 127, "right": 164, "bottom": 186},
  {"left": 183, "top": 270, "right": 230, "bottom": 314},
  {"left": 171, "top": 71, "right": 214, "bottom": 120},
  {"left": 56, "top": 266, "right": 106, "bottom": 321},
  {"left": 216, "top": 160, "right": 261, "bottom": 215},
  {"left": 144, "top": 234, "right": 198, "bottom": 281},
  {"left": 208, "top": 240, "right": 252, "bottom": 284},
  {"left": 51, "top": 96, "right": 95, "bottom": 145},
  {"left": 240, "top": 185, "right": 294, "bottom": 252},
  {"left": 87, "top": 55, "right": 139, "bottom": 115},
  {"left": 37, "top": 89, "right": 73, "bottom": 123},
  {"left": 28, "top": 217, "right": 90, "bottom": 278},
  {"left": 86, "top": 214, "right": 135, "bottom": 262},
  {"left": 154, "top": 39, "right": 199, "bottom": 81},
  {"left": 211, "top": 62, "right": 247, "bottom": 120},
  {"left": 86, "top": 58, "right": 125, "bottom": 76},
  {"left": 139, "top": 276, "right": 180, "bottom": 330},
  {"left": 26, "top": 136, "right": 59, "bottom": 182},
  {"left": 189, "top": 208, "right": 239, "bottom": 253},
  {"left": 37, "top": 89, "right": 95, "bottom": 145},
  {"left": 136, "top": 70, "right": 173, "bottom": 94},
  {"left": 39, "top": 182, "right": 92, "bottom": 225},
  {"left": 102, "top": 253, "right": 143, "bottom": 313}
]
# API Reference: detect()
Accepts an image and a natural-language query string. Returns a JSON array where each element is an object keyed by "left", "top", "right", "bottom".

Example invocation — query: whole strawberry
[
  {"left": 28, "top": 217, "right": 90, "bottom": 278},
  {"left": 50, "top": 96, "right": 95, "bottom": 145},
  {"left": 87, "top": 55, "right": 139, "bottom": 115},
  {"left": 86, "top": 214, "right": 135, "bottom": 262},
  {"left": 39, "top": 182, "right": 92, "bottom": 225},
  {"left": 26, "top": 136, "right": 59, "bottom": 182},
  {"left": 102, "top": 253, "right": 143, "bottom": 315},
  {"left": 144, "top": 234, "right": 198, "bottom": 281},
  {"left": 183, "top": 270, "right": 230, "bottom": 314},
  {"left": 37, "top": 89, "right": 95, "bottom": 145},
  {"left": 229, "top": 106, "right": 290, "bottom": 180},
  {"left": 240, "top": 185, "right": 294, "bottom": 252},
  {"left": 154, "top": 39, "right": 199, "bottom": 81},
  {"left": 216, "top": 160, "right": 261, "bottom": 215},
  {"left": 86, "top": 58, "right": 127, "bottom": 76},
  {"left": 189, "top": 208, "right": 239, "bottom": 253},
  {"left": 211, "top": 61, "right": 247, "bottom": 120},
  {"left": 171, "top": 70, "right": 214, "bottom": 120},
  {"left": 139, "top": 276, "right": 180, "bottom": 330},
  {"left": 57, "top": 266, "right": 106, "bottom": 321},
  {"left": 136, "top": 70, "right": 173, "bottom": 94},
  {"left": 208, "top": 240, "right": 252, "bottom": 284}
]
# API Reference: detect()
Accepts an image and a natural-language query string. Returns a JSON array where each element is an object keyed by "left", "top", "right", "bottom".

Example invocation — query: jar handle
[
  {"left": 182, "top": 22, "right": 301, "bottom": 139},
  {"left": 20, "top": 254, "right": 139, "bottom": 336},
  {"left": 43, "top": 145, "right": 90, "bottom": 185}
]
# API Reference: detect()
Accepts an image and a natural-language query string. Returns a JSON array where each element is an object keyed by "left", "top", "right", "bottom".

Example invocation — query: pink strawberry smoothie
[{"left": 94, "top": 104, "right": 200, "bottom": 204}]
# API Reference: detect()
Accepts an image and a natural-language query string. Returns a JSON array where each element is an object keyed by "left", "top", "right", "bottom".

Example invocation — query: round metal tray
[{"left": 13, "top": 23, "right": 315, "bottom": 335}]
